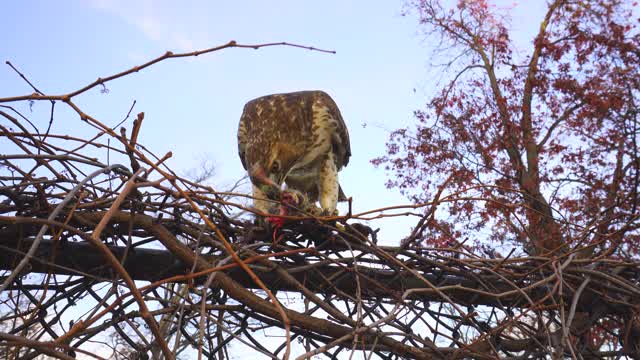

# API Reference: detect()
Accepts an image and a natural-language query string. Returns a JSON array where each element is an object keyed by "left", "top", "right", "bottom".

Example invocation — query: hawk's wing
[
  {"left": 311, "top": 91, "right": 351, "bottom": 201},
  {"left": 314, "top": 91, "right": 351, "bottom": 169},
  {"left": 332, "top": 102, "right": 351, "bottom": 169},
  {"left": 237, "top": 102, "right": 251, "bottom": 170}
]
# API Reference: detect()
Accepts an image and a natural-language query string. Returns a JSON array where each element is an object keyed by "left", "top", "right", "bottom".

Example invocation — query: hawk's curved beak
[
  {"left": 250, "top": 166, "right": 281, "bottom": 199},
  {"left": 271, "top": 171, "right": 287, "bottom": 188},
  {"left": 250, "top": 166, "right": 277, "bottom": 186}
]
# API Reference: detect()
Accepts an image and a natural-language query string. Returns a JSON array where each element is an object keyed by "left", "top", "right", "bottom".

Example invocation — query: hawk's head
[{"left": 249, "top": 142, "right": 300, "bottom": 199}]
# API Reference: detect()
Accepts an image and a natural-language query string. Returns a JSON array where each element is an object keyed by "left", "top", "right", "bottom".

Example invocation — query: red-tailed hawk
[{"left": 237, "top": 90, "right": 351, "bottom": 215}]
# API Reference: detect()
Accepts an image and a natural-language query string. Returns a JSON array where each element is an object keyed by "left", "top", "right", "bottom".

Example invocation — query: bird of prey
[{"left": 237, "top": 90, "right": 351, "bottom": 216}]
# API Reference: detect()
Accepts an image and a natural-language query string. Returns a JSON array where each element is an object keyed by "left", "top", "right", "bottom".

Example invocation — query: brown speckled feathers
[
  {"left": 237, "top": 90, "right": 351, "bottom": 213},
  {"left": 237, "top": 90, "right": 350, "bottom": 172}
]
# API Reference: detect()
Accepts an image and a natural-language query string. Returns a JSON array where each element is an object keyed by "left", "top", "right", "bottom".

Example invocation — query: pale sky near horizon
[{"left": 0, "top": 1, "right": 551, "bottom": 358}]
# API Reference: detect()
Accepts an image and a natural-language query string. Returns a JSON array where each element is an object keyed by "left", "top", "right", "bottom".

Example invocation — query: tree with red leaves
[{"left": 374, "top": 0, "right": 640, "bottom": 258}]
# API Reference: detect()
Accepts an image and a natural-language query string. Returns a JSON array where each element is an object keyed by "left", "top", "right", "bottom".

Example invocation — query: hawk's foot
[
  {"left": 303, "top": 204, "right": 323, "bottom": 217},
  {"left": 320, "top": 208, "right": 339, "bottom": 217}
]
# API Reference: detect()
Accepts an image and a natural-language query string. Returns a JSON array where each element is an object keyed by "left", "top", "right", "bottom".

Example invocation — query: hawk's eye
[{"left": 270, "top": 160, "right": 281, "bottom": 173}]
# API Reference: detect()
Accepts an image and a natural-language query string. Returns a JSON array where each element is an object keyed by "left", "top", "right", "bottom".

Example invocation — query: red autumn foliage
[{"left": 373, "top": 0, "right": 640, "bottom": 257}]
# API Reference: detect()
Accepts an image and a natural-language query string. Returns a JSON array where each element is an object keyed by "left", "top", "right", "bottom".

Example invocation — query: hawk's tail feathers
[{"left": 338, "top": 184, "right": 348, "bottom": 202}]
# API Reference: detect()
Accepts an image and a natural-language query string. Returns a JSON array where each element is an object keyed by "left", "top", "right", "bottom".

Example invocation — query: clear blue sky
[{"left": 1, "top": 1, "right": 547, "bottom": 243}]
